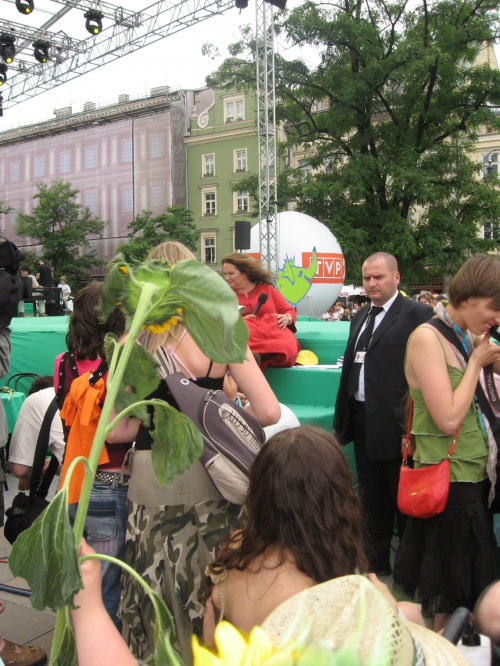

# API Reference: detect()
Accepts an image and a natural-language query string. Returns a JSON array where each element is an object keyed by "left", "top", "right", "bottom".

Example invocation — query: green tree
[
  {"left": 207, "top": 0, "right": 500, "bottom": 284},
  {"left": 118, "top": 206, "right": 199, "bottom": 263},
  {"left": 16, "top": 180, "right": 105, "bottom": 287}
]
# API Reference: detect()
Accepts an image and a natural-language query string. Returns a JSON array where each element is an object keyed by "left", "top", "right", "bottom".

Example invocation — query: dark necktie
[{"left": 346, "top": 306, "right": 384, "bottom": 398}]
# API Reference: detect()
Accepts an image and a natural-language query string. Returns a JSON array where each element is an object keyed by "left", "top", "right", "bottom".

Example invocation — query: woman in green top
[{"left": 393, "top": 255, "right": 500, "bottom": 632}]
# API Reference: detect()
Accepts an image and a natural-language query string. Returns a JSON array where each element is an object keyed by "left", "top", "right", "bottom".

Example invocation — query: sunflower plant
[{"left": 8, "top": 254, "right": 249, "bottom": 666}]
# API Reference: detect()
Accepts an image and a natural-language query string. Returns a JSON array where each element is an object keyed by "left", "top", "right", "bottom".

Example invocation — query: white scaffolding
[{"left": 255, "top": 0, "right": 278, "bottom": 271}]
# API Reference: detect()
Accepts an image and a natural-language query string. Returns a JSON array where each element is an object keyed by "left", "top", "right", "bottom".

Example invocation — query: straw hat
[{"left": 261, "top": 575, "right": 467, "bottom": 665}]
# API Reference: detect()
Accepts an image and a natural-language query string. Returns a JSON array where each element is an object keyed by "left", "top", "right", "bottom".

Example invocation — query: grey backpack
[{"left": 165, "top": 372, "right": 264, "bottom": 505}]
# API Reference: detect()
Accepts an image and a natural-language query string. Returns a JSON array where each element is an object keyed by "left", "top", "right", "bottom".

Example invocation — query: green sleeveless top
[{"left": 409, "top": 355, "right": 488, "bottom": 484}]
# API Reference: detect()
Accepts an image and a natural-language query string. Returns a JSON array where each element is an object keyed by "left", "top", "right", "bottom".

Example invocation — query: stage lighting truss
[
  {"left": 33, "top": 40, "right": 50, "bottom": 63},
  {"left": 84, "top": 9, "right": 104, "bottom": 35},
  {"left": 0, "top": 0, "right": 237, "bottom": 108},
  {"left": 0, "top": 35, "right": 16, "bottom": 65},
  {"left": 0, "top": 64, "right": 7, "bottom": 86},
  {"left": 15, "top": 0, "right": 35, "bottom": 14}
]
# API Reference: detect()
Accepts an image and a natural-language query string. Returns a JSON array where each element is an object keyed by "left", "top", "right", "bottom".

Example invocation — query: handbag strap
[
  {"left": 29, "top": 396, "right": 59, "bottom": 501},
  {"left": 404, "top": 397, "right": 459, "bottom": 464},
  {"left": 428, "top": 318, "right": 500, "bottom": 444}
]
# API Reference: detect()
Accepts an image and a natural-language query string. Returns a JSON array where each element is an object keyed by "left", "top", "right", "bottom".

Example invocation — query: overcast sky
[
  {"left": 0, "top": 0, "right": 318, "bottom": 130},
  {"left": 1, "top": 0, "right": 498, "bottom": 131}
]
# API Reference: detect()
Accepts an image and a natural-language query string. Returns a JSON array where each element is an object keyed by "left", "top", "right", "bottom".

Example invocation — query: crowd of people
[
  {"left": 16, "top": 260, "right": 72, "bottom": 317},
  {"left": 0, "top": 244, "right": 500, "bottom": 666}
]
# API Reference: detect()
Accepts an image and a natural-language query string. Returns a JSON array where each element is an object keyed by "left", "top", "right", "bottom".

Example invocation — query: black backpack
[{"left": 0, "top": 240, "right": 23, "bottom": 328}]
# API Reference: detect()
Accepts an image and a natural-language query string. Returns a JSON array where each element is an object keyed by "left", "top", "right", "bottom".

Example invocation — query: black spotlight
[
  {"left": 235, "top": 0, "right": 248, "bottom": 7},
  {"left": 33, "top": 40, "right": 50, "bottom": 63},
  {"left": 0, "top": 35, "right": 16, "bottom": 64},
  {"left": 0, "top": 64, "right": 6, "bottom": 86},
  {"left": 15, "top": 0, "right": 34, "bottom": 14},
  {"left": 264, "top": 0, "right": 287, "bottom": 8},
  {"left": 84, "top": 10, "right": 104, "bottom": 35}
]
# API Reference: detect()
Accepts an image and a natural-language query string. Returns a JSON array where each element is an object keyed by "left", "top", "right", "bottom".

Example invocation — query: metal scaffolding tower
[
  {"left": 255, "top": 0, "right": 278, "bottom": 272},
  {"left": 0, "top": 0, "right": 234, "bottom": 107}
]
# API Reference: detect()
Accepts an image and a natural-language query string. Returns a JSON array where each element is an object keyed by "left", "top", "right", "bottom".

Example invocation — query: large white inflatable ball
[
  {"left": 249, "top": 211, "right": 345, "bottom": 318},
  {"left": 263, "top": 403, "right": 301, "bottom": 441}
]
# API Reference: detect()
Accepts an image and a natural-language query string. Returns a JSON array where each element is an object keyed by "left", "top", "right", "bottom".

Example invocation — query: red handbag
[{"left": 397, "top": 401, "right": 459, "bottom": 519}]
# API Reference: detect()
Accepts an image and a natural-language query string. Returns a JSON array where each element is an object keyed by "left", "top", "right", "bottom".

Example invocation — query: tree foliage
[
  {"left": 16, "top": 180, "right": 105, "bottom": 287},
  {"left": 118, "top": 207, "right": 199, "bottom": 263},
  {"left": 207, "top": 0, "right": 500, "bottom": 284}
]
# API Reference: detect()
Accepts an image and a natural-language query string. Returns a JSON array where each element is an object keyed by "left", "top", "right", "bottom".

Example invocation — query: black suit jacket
[{"left": 333, "top": 293, "right": 433, "bottom": 459}]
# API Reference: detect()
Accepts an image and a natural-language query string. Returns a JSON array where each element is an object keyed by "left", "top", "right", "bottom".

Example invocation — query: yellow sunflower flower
[{"left": 192, "top": 623, "right": 275, "bottom": 666}]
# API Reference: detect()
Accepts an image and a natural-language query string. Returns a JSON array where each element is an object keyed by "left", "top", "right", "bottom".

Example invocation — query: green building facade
[{"left": 185, "top": 88, "right": 258, "bottom": 268}]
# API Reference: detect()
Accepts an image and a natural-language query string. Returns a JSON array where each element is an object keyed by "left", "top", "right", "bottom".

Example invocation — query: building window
[
  {"left": 324, "top": 156, "right": 335, "bottom": 175},
  {"left": 315, "top": 100, "right": 324, "bottom": 112},
  {"left": 122, "top": 188, "right": 134, "bottom": 212},
  {"left": 201, "top": 233, "right": 216, "bottom": 264},
  {"left": 204, "top": 191, "right": 216, "bottom": 216},
  {"left": 85, "top": 193, "right": 98, "bottom": 215},
  {"left": 203, "top": 154, "right": 215, "bottom": 177},
  {"left": 151, "top": 185, "right": 164, "bottom": 208},
  {"left": 86, "top": 147, "right": 97, "bottom": 169},
  {"left": 122, "top": 140, "right": 133, "bottom": 162},
  {"left": 224, "top": 97, "right": 244, "bottom": 123},
  {"left": 34, "top": 157, "right": 45, "bottom": 178},
  {"left": 10, "top": 162, "right": 19, "bottom": 183},
  {"left": 484, "top": 221, "right": 498, "bottom": 240},
  {"left": 151, "top": 135, "right": 163, "bottom": 159},
  {"left": 235, "top": 149, "right": 247, "bottom": 172},
  {"left": 60, "top": 152, "right": 70, "bottom": 174},
  {"left": 298, "top": 159, "right": 311, "bottom": 178},
  {"left": 483, "top": 154, "right": 498, "bottom": 178},
  {"left": 235, "top": 191, "right": 249, "bottom": 213},
  {"left": 10, "top": 206, "right": 19, "bottom": 225}
]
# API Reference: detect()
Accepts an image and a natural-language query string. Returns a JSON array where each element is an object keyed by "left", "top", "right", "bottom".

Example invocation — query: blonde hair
[{"left": 142, "top": 241, "right": 197, "bottom": 353}]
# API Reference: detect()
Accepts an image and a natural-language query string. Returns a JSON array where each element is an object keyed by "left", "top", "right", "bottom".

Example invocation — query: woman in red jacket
[{"left": 222, "top": 253, "right": 300, "bottom": 370}]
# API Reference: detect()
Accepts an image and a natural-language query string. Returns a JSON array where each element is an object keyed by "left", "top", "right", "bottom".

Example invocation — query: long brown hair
[
  {"left": 221, "top": 253, "right": 274, "bottom": 285},
  {"left": 66, "top": 282, "right": 125, "bottom": 360},
  {"left": 200, "top": 426, "right": 368, "bottom": 604}
]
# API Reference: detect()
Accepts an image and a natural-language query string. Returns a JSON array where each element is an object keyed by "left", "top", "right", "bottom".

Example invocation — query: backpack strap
[
  {"left": 89, "top": 359, "right": 108, "bottom": 387},
  {"left": 29, "top": 396, "right": 60, "bottom": 502},
  {"left": 56, "top": 352, "right": 79, "bottom": 410}
]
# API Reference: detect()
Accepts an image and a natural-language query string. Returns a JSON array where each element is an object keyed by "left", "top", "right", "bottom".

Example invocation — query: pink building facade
[{"left": 0, "top": 91, "right": 190, "bottom": 266}]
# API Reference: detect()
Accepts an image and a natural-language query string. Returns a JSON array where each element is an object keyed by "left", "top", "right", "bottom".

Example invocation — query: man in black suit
[{"left": 333, "top": 252, "right": 432, "bottom": 575}]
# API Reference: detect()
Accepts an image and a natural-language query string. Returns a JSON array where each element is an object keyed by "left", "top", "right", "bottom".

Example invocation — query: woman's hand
[
  {"left": 73, "top": 539, "right": 103, "bottom": 613},
  {"left": 470, "top": 333, "right": 500, "bottom": 370},
  {"left": 276, "top": 313, "right": 292, "bottom": 329},
  {"left": 366, "top": 573, "right": 398, "bottom": 612}
]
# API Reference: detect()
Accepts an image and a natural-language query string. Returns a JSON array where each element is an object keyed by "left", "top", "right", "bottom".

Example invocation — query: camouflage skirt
[{"left": 120, "top": 496, "right": 238, "bottom": 665}]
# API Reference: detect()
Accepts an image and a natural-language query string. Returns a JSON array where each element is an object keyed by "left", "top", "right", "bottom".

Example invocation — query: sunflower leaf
[
  {"left": 150, "top": 400, "right": 203, "bottom": 485},
  {"left": 9, "top": 489, "right": 82, "bottom": 611}
]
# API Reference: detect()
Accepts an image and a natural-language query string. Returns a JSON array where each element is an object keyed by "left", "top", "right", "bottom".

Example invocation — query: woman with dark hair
[
  {"left": 199, "top": 425, "right": 369, "bottom": 644},
  {"left": 54, "top": 282, "right": 126, "bottom": 630},
  {"left": 393, "top": 255, "right": 500, "bottom": 631},
  {"left": 221, "top": 253, "right": 300, "bottom": 369}
]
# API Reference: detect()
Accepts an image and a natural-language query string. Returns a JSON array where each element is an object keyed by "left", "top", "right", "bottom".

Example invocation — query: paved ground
[{"left": 0, "top": 474, "right": 56, "bottom": 663}]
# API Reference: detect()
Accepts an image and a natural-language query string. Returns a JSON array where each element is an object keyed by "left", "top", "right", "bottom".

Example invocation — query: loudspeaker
[{"left": 235, "top": 220, "right": 251, "bottom": 251}]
